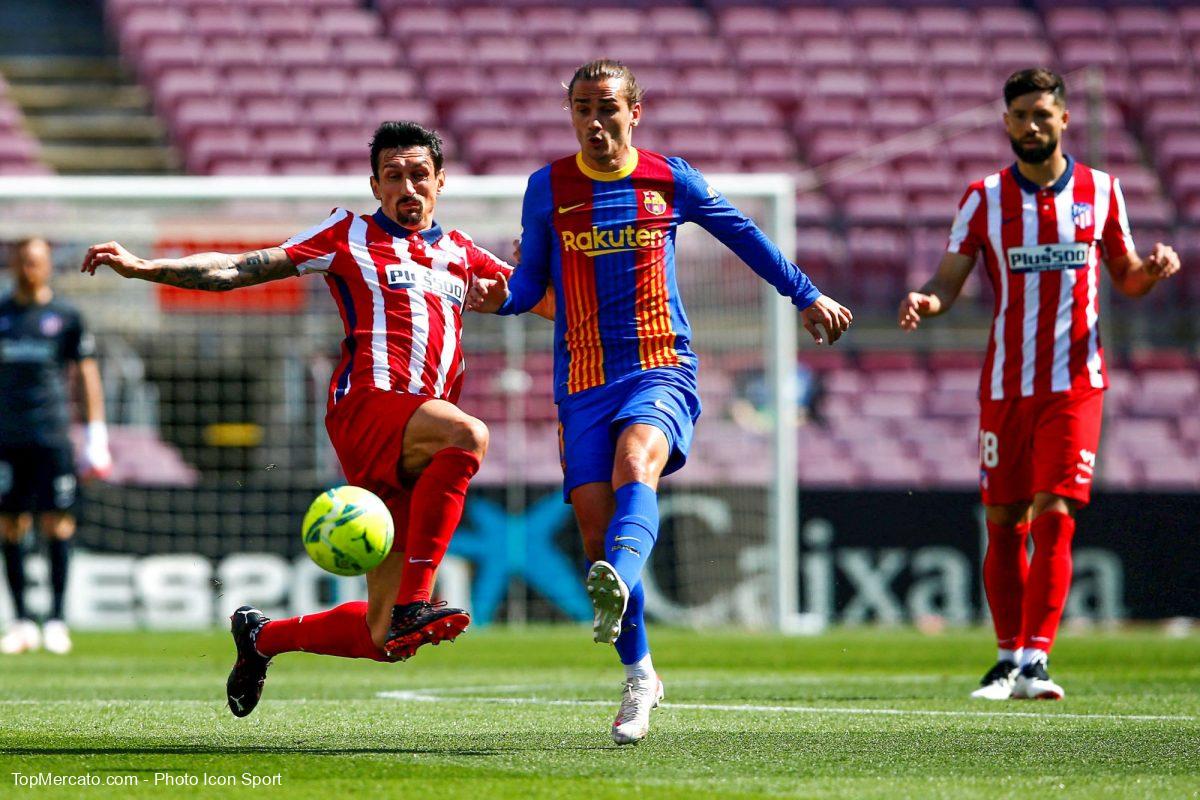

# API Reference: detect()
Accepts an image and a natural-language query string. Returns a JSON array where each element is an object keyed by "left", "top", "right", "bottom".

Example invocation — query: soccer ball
[{"left": 301, "top": 486, "right": 394, "bottom": 576}]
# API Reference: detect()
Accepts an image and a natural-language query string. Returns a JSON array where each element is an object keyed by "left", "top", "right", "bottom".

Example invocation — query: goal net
[{"left": 0, "top": 174, "right": 804, "bottom": 632}]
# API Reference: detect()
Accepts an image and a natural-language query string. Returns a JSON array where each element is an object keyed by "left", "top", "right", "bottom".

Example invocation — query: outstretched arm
[
  {"left": 82, "top": 242, "right": 297, "bottom": 291},
  {"left": 898, "top": 252, "right": 975, "bottom": 331},
  {"left": 676, "top": 161, "right": 850, "bottom": 344},
  {"left": 1106, "top": 242, "right": 1181, "bottom": 298}
]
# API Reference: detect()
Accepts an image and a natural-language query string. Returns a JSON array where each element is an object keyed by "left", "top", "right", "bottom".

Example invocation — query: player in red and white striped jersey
[
  {"left": 282, "top": 203, "right": 511, "bottom": 409},
  {"left": 83, "top": 122, "right": 550, "bottom": 717},
  {"left": 899, "top": 69, "right": 1180, "bottom": 701}
]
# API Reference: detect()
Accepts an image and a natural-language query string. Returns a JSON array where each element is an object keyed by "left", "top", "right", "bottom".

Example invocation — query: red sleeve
[
  {"left": 280, "top": 207, "right": 351, "bottom": 274},
  {"left": 946, "top": 184, "right": 986, "bottom": 260},
  {"left": 1100, "top": 178, "right": 1135, "bottom": 259},
  {"left": 449, "top": 230, "right": 514, "bottom": 280}
]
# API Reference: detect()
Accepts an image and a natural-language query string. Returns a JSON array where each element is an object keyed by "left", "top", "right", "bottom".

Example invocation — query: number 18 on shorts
[{"left": 977, "top": 388, "right": 1104, "bottom": 507}]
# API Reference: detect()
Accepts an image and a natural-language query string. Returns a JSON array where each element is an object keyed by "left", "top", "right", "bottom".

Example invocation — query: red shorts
[
  {"left": 978, "top": 387, "right": 1104, "bottom": 507},
  {"left": 324, "top": 388, "right": 431, "bottom": 526}
]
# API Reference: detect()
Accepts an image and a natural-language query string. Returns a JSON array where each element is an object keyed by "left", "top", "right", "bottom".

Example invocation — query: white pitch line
[{"left": 376, "top": 689, "right": 1198, "bottom": 723}]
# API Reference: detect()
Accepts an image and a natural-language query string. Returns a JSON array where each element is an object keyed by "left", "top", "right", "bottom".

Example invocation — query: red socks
[
  {"left": 1022, "top": 510, "right": 1075, "bottom": 652},
  {"left": 395, "top": 447, "right": 480, "bottom": 605},
  {"left": 255, "top": 601, "right": 391, "bottom": 662},
  {"left": 252, "top": 449, "right": 480, "bottom": 663},
  {"left": 983, "top": 520, "right": 1031, "bottom": 650}
]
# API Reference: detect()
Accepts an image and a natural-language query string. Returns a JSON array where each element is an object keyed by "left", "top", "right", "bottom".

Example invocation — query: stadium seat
[
  {"left": 288, "top": 68, "right": 352, "bottom": 101},
  {"left": 475, "top": 37, "right": 536, "bottom": 67},
  {"left": 355, "top": 68, "right": 419, "bottom": 103},
  {"left": 520, "top": 7, "right": 577, "bottom": 37},
  {"left": 912, "top": 7, "right": 974, "bottom": 38},
  {"left": 536, "top": 36, "right": 600, "bottom": 69},
  {"left": 785, "top": 7, "right": 847, "bottom": 37},
  {"left": 716, "top": 7, "right": 781, "bottom": 37},
  {"left": 336, "top": 38, "right": 399, "bottom": 69},
  {"left": 169, "top": 97, "right": 237, "bottom": 144},
  {"left": 254, "top": 8, "right": 316, "bottom": 40},
  {"left": 849, "top": 8, "right": 910, "bottom": 38},
  {"left": 315, "top": 7, "right": 381, "bottom": 37},
  {"left": 118, "top": 7, "right": 189, "bottom": 51},
  {"left": 1112, "top": 7, "right": 1174, "bottom": 39},
  {"left": 153, "top": 68, "right": 221, "bottom": 113}
]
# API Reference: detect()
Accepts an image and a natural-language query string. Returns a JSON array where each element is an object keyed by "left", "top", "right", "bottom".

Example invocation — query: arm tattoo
[{"left": 146, "top": 248, "right": 294, "bottom": 291}]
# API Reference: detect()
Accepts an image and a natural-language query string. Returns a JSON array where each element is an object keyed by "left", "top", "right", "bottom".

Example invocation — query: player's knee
[
  {"left": 1032, "top": 493, "right": 1076, "bottom": 518},
  {"left": 0, "top": 515, "right": 30, "bottom": 543},
  {"left": 985, "top": 503, "right": 1029, "bottom": 528},
  {"left": 449, "top": 415, "right": 489, "bottom": 458},
  {"left": 612, "top": 451, "right": 656, "bottom": 485},
  {"left": 40, "top": 514, "right": 75, "bottom": 540}
]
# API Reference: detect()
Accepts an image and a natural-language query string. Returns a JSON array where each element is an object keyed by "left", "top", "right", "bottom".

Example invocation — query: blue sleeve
[
  {"left": 673, "top": 158, "right": 822, "bottom": 310},
  {"left": 498, "top": 168, "right": 553, "bottom": 316}
]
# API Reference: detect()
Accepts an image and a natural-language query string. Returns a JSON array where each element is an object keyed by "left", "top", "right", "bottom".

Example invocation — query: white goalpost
[{"left": 0, "top": 174, "right": 803, "bottom": 633}]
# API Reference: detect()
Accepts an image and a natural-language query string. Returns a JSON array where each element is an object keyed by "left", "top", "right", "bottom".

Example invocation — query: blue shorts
[{"left": 557, "top": 367, "right": 702, "bottom": 502}]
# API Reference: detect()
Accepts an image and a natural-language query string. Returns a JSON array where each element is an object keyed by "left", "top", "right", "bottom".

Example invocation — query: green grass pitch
[{"left": 1, "top": 625, "right": 1197, "bottom": 799}]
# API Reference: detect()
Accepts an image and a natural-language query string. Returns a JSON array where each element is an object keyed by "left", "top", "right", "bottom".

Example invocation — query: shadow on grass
[{"left": 4, "top": 744, "right": 620, "bottom": 756}]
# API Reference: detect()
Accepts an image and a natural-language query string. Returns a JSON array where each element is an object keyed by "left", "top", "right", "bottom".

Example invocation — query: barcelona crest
[{"left": 642, "top": 190, "right": 667, "bottom": 216}]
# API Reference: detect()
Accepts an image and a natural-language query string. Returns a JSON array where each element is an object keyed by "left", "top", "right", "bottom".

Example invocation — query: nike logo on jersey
[
  {"left": 558, "top": 202, "right": 587, "bottom": 214},
  {"left": 653, "top": 399, "right": 672, "bottom": 413},
  {"left": 613, "top": 536, "right": 640, "bottom": 543},
  {"left": 408, "top": 557, "right": 434, "bottom": 564}
]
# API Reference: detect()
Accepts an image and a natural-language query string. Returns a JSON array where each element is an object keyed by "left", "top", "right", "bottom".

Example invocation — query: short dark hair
[
  {"left": 1004, "top": 68, "right": 1066, "bottom": 107},
  {"left": 9, "top": 237, "right": 49, "bottom": 262},
  {"left": 566, "top": 59, "right": 644, "bottom": 106},
  {"left": 369, "top": 121, "right": 443, "bottom": 178}
]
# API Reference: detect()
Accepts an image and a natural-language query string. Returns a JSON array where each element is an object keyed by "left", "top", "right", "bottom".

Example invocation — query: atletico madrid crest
[
  {"left": 1071, "top": 202, "right": 1094, "bottom": 230},
  {"left": 642, "top": 190, "right": 667, "bottom": 216}
]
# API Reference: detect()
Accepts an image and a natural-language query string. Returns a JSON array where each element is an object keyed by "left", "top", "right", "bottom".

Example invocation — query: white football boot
[
  {"left": 42, "top": 619, "right": 72, "bottom": 655},
  {"left": 970, "top": 660, "right": 1019, "bottom": 700},
  {"left": 1, "top": 619, "right": 41, "bottom": 654},
  {"left": 611, "top": 674, "right": 664, "bottom": 745},
  {"left": 585, "top": 561, "right": 629, "bottom": 644},
  {"left": 1012, "top": 660, "right": 1065, "bottom": 700}
]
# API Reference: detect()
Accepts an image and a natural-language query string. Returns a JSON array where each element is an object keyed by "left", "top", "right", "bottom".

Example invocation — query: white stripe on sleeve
[
  {"left": 947, "top": 189, "right": 982, "bottom": 253},
  {"left": 984, "top": 173, "right": 1006, "bottom": 401},
  {"left": 1111, "top": 177, "right": 1136, "bottom": 254},
  {"left": 1087, "top": 170, "right": 1111, "bottom": 387},
  {"left": 282, "top": 209, "right": 347, "bottom": 246},
  {"left": 349, "top": 216, "right": 392, "bottom": 391}
]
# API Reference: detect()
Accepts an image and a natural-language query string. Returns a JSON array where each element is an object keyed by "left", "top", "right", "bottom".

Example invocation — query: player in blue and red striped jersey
[{"left": 470, "top": 59, "right": 852, "bottom": 744}]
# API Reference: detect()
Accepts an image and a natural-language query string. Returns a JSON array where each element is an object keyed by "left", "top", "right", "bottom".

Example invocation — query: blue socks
[
  {"left": 589, "top": 482, "right": 659, "bottom": 667},
  {"left": 614, "top": 580, "right": 649, "bottom": 665},
  {"left": 604, "top": 481, "right": 659, "bottom": 590}
]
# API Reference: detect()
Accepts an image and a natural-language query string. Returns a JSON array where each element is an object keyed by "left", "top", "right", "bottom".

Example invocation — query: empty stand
[{"left": 94, "top": 0, "right": 1196, "bottom": 318}]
